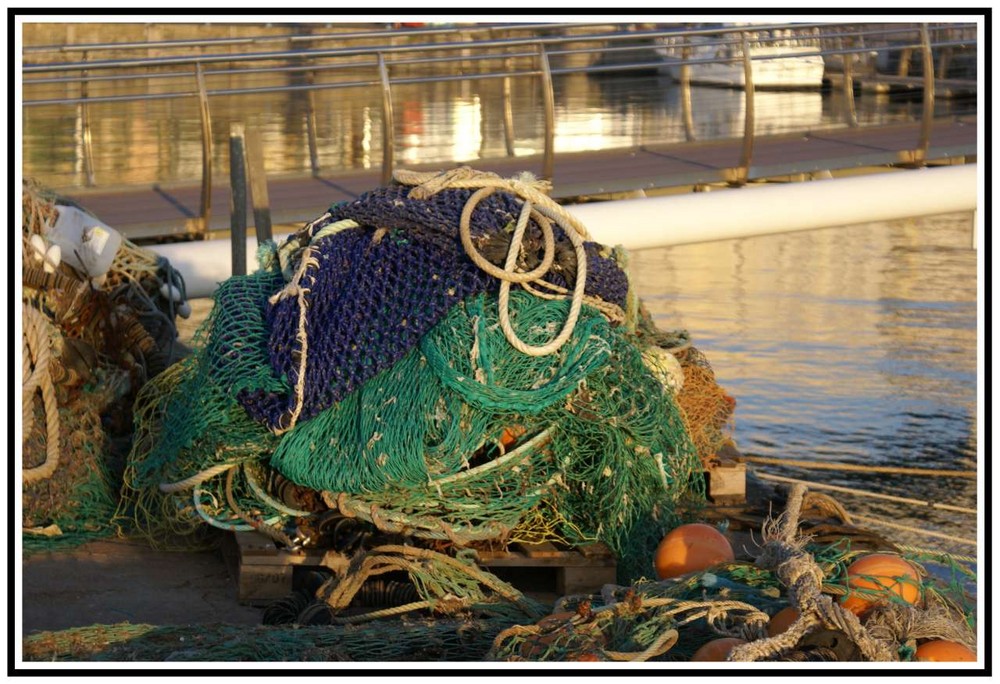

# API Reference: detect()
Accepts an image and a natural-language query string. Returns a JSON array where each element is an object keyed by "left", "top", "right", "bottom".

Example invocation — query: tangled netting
[
  {"left": 487, "top": 486, "right": 977, "bottom": 663},
  {"left": 23, "top": 486, "right": 976, "bottom": 663},
  {"left": 21, "top": 617, "right": 519, "bottom": 662},
  {"left": 241, "top": 180, "right": 630, "bottom": 433},
  {"left": 119, "top": 167, "right": 719, "bottom": 582},
  {"left": 21, "top": 180, "right": 182, "bottom": 553}
]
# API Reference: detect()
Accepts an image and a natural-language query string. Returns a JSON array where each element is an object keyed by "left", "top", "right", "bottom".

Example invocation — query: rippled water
[
  {"left": 22, "top": 67, "right": 975, "bottom": 190},
  {"left": 631, "top": 212, "right": 979, "bottom": 556}
]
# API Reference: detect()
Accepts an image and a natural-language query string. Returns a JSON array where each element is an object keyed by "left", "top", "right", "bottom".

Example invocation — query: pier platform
[{"left": 60, "top": 116, "right": 976, "bottom": 241}]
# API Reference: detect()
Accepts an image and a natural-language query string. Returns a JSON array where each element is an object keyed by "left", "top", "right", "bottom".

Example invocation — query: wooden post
[
  {"left": 304, "top": 69, "right": 320, "bottom": 177},
  {"left": 79, "top": 50, "right": 96, "bottom": 187},
  {"left": 502, "top": 57, "right": 516, "bottom": 156},
  {"left": 229, "top": 123, "right": 248, "bottom": 276},
  {"left": 898, "top": 46, "right": 912, "bottom": 77},
  {"left": 538, "top": 43, "right": 555, "bottom": 182},
  {"left": 244, "top": 126, "right": 273, "bottom": 244},
  {"left": 377, "top": 52, "right": 395, "bottom": 186},
  {"left": 916, "top": 24, "right": 935, "bottom": 166},
  {"left": 195, "top": 62, "right": 213, "bottom": 238},
  {"left": 735, "top": 31, "right": 755, "bottom": 186},
  {"left": 680, "top": 40, "right": 696, "bottom": 142},
  {"left": 841, "top": 37, "right": 858, "bottom": 128}
]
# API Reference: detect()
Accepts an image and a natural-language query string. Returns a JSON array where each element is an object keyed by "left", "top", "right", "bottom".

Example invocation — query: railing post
[
  {"left": 936, "top": 27, "right": 954, "bottom": 79},
  {"left": 195, "top": 61, "right": 213, "bottom": 237},
  {"left": 840, "top": 36, "right": 858, "bottom": 128},
  {"left": 377, "top": 52, "right": 395, "bottom": 186},
  {"left": 305, "top": 68, "right": 320, "bottom": 177},
  {"left": 502, "top": 57, "right": 516, "bottom": 156},
  {"left": 898, "top": 45, "right": 912, "bottom": 76},
  {"left": 916, "top": 23, "right": 935, "bottom": 165},
  {"left": 735, "top": 31, "right": 755, "bottom": 186},
  {"left": 537, "top": 43, "right": 555, "bottom": 182},
  {"left": 229, "top": 123, "right": 248, "bottom": 276},
  {"left": 680, "top": 41, "right": 696, "bottom": 141},
  {"left": 79, "top": 50, "right": 96, "bottom": 187}
]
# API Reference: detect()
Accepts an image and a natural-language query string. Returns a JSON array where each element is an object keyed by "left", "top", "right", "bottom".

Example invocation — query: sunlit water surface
[{"left": 631, "top": 211, "right": 979, "bottom": 560}]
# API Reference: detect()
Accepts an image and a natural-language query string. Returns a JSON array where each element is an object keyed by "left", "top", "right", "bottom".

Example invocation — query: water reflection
[
  {"left": 23, "top": 67, "right": 974, "bottom": 190},
  {"left": 631, "top": 213, "right": 978, "bottom": 553}
]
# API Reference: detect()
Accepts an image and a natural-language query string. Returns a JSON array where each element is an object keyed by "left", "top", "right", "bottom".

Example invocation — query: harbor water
[
  {"left": 632, "top": 211, "right": 979, "bottom": 557},
  {"left": 23, "top": 68, "right": 976, "bottom": 190}
]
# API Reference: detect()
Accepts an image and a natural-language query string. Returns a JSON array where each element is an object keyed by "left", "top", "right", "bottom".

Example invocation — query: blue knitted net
[{"left": 242, "top": 184, "right": 630, "bottom": 433}]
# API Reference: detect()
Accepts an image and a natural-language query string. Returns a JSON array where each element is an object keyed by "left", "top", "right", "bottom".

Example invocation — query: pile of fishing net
[
  {"left": 487, "top": 483, "right": 977, "bottom": 662},
  {"left": 118, "top": 167, "right": 738, "bottom": 583},
  {"left": 20, "top": 180, "right": 187, "bottom": 553},
  {"left": 22, "top": 484, "right": 976, "bottom": 663}
]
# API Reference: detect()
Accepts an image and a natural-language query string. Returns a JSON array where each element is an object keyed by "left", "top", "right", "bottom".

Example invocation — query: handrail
[
  {"left": 23, "top": 22, "right": 975, "bottom": 74},
  {"left": 20, "top": 21, "right": 977, "bottom": 230},
  {"left": 22, "top": 21, "right": 976, "bottom": 62},
  {"left": 21, "top": 22, "right": 617, "bottom": 55}
]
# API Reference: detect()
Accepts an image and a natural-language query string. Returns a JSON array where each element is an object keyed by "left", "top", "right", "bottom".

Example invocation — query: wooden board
[{"left": 223, "top": 532, "right": 617, "bottom": 606}]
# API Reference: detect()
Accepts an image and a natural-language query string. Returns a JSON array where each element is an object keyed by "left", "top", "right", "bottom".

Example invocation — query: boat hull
[{"left": 661, "top": 43, "right": 826, "bottom": 90}]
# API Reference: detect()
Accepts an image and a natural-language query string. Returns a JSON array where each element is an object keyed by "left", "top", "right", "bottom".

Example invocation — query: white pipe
[
  {"left": 151, "top": 164, "right": 977, "bottom": 299},
  {"left": 575, "top": 163, "right": 978, "bottom": 250}
]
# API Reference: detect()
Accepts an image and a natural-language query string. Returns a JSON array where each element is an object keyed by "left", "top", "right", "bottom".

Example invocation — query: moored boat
[{"left": 658, "top": 25, "right": 826, "bottom": 90}]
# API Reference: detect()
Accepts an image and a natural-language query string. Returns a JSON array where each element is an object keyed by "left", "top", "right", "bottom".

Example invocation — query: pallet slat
[{"left": 223, "top": 532, "right": 617, "bottom": 605}]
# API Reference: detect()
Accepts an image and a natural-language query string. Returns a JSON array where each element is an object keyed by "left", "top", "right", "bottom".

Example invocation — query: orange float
[
  {"left": 654, "top": 523, "right": 735, "bottom": 579},
  {"left": 691, "top": 637, "right": 747, "bottom": 662},
  {"left": 840, "top": 553, "right": 921, "bottom": 616},
  {"left": 767, "top": 606, "right": 800, "bottom": 637},
  {"left": 915, "top": 640, "right": 976, "bottom": 662},
  {"left": 499, "top": 425, "right": 526, "bottom": 448}
]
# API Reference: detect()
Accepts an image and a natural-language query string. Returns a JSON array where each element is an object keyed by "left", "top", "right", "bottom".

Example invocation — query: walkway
[{"left": 62, "top": 116, "right": 977, "bottom": 241}]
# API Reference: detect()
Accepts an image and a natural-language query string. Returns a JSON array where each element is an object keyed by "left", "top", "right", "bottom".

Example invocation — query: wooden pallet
[
  {"left": 222, "top": 532, "right": 617, "bottom": 606},
  {"left": 475, "top": 541, "right": 617, "bottom": 597},
  {"left": 221, "top": 532, "right": 331, "bottom": 606}
]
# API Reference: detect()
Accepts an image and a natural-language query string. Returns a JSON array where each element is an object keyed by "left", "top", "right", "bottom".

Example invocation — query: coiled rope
[
  {"left": 22, "top": 304, "right": 61, "bottom": 485},
  {"left": 394, "top": 166, "right": 604, "bottom": 357},
  {"left": 729, "top": 483, "right": 898, "bottom": 662}
]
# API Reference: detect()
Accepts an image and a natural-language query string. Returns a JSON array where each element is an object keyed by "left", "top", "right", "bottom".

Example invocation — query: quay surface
[{"left": 61, "top": 116, "right": 977, "bottom": 241}]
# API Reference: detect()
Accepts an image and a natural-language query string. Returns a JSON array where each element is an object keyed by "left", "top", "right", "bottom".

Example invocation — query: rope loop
[
  {"left": 393, "top": 166, "right": 597, "bottom": 357},
  {"left": 22, "top": 304, "right": 61, "bottom": 485}
]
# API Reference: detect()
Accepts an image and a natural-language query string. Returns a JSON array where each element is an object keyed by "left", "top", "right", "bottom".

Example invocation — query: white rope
[
  {"left": 756, "top": 472, "right": 976, "bottom": 515},
  {"left": 397, "top": 167, "right": 595, "bottom": 357},
  {"left": 159, "top": 461, "right": 241, "bottom": 493},
  {"left": 22, "top": 305, "right": 61, "bottom": 485}
]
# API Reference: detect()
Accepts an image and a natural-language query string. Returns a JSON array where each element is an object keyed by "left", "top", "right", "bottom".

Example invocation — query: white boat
[{"left": 657, "top": 26, "right": 826, "bottom": 90}]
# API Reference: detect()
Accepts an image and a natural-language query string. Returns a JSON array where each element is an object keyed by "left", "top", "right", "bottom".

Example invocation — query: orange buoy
[
  {"left": 499, "top": 425, "right": 526, "bottom": 448},
  {"left": 691, "top": 637, "right": 747, "bottom": 662},
  {"left": 840, "top": 553, "right": 921, "bottom": 616},
  {"left": 654, "top": 523, "right": 735, "bottom": 579},
  {"left": 767, "top": 606, "right": 800, "bottom": 637},
  {"left": 915, "top": 640, "right": 976, "bottom": 662}
]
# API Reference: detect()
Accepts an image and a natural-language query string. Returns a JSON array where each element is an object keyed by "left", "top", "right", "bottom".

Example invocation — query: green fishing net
[{"left": 120, "top": 253, "right": 703, "bottom": 580}]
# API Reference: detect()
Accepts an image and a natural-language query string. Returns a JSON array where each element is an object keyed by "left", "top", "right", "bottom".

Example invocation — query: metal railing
[{"left": 22, "top": 22, "right": 977, "bottom": 236}]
